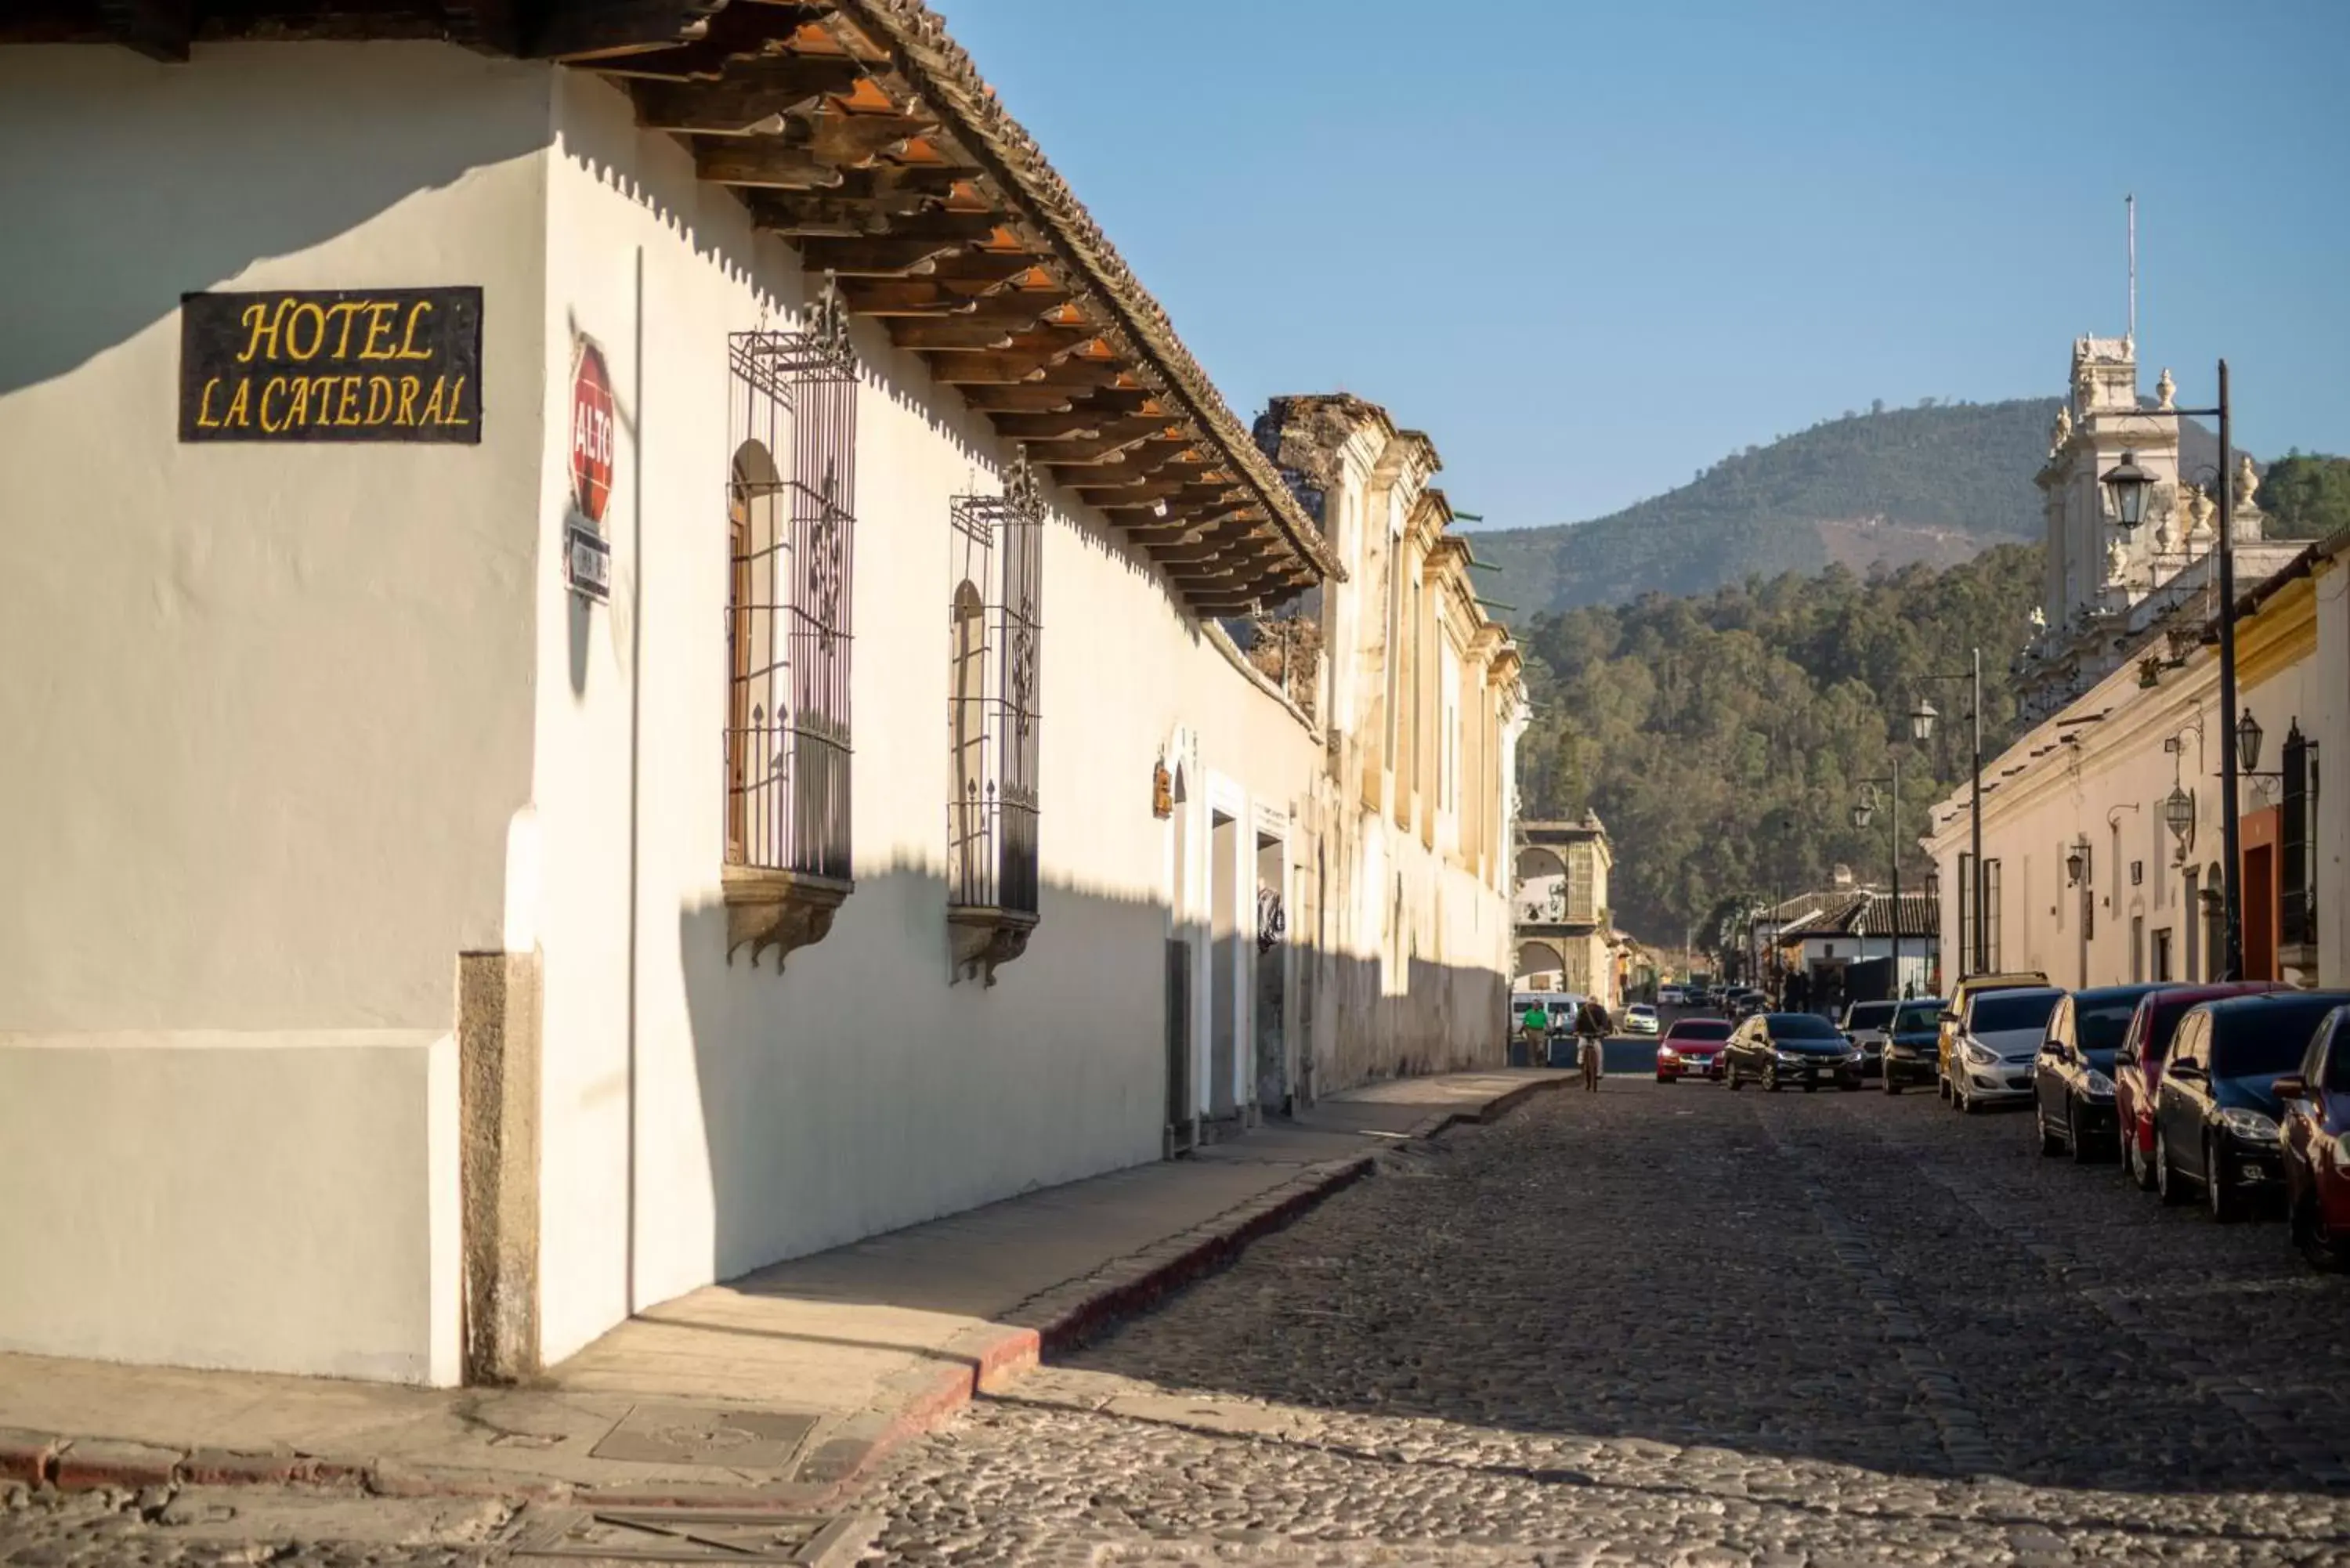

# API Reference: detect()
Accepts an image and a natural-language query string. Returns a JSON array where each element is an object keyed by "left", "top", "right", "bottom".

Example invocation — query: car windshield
[
  {"left": 1970, "top": 992, "right": 2059, "bottom": 1033},
  {"left": 1893, "top": 1002, "right": 1943, "bottom": 1032},
  {"left": 2076, "top": 1005, "right": 2138, "bottom": 1054},
  {"left": 2214, "top": 999, "right": 2350, "bottom": 1078},
  {"left": 1766, "top": 1013, "right": 1842, "bottom": 1040},
  {"left": 1847, "top": 1003, "right": 1896, "bottom": 1029},
  {"left": 1668, "top": 1021, "right": 1731, "bottom": 1042}
]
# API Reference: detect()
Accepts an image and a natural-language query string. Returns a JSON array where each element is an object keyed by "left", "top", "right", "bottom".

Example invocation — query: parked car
[
  {"left": 2031, "top": 984, "right": 2167, "bottom": 1160},
  {"left": 1727, "top": 988, "right": 1768, "bottom": 1021},
  {"left": 2153, "top": 991, "right": 2350, "bottom": 1220},
  {"left": 1685, "top": 984, "right": 1714, "bottom": 1008},
  {"left": 1623, "top": 1003, "right": 1661, "bottom": 1036},
  {"left": 1947, "top": 985, "right": 2064, "bottom": 1113},
  {"left": 1658, "top": 984, "right": 1688, "bottom": 1007},
  {"left": 1656, "top": 1017, "right": 1733, "bottom": 1082},
  {"left": 1880, "top": 998, "right": 1947, "bottom": 1093},
  {"left": 2277, "top": 1003, "right": 2350, "bottom": 1269},
  {"left": 2114, "top": 982, "right": 2285, "bottom": 1190},
  {"left": 1724, "top": 1012, "right": 1865, "bottom": 1093},
  {"left": 1935, "top": 971, "right": 2048, "bottom": 1098},
  {"left": 1838, "top": 999, "right": 1901, "bottom": 1078}
]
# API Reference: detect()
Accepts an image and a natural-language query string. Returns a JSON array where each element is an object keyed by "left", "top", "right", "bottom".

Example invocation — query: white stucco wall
[
  {"left": 2, "top": 42, "right": 1519, "bottom": 1382},
  {"left": 526, "top": 72, "right": 1340, "bottom": 1360},
  {"left": 0, "top": 42, "right": 548, "bottom": 1380},
  {"left": 0, "top": 1031, "right": 459, "bottom": 1384}
]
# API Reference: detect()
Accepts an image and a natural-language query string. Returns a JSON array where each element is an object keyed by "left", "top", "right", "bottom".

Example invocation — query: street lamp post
[
  {"left": 1910, "top": 647, "right": 1986, "bottom": 977},
  {"left": 1851, "top": 753, "right": 1902, "bottom": 985},
  {"left": 2099, "top": 361, "right": 2240, "bottom": 978}
]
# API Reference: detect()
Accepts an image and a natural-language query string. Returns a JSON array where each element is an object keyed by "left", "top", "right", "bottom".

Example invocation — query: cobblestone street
[
  {"left": 9, "top": 1077, "right": 2350, "bottom": 1566},
  {"left": 867, "top": 1078, "right": 2350, "bottom": 1565}
]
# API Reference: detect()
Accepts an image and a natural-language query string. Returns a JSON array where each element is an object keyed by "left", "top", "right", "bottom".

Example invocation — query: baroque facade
[
  {"left": 0, "top": 3, "right": 1522, "bottom": 1386},
  {"left": 1510, "top": 816, "right": 1619, "bottom": 1008},
  {"left": 1929, "top": 337, "right": 2347, "bottom": 992}
]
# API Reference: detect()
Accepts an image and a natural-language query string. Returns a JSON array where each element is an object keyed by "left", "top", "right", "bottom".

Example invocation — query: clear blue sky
[{"left": 937, "top": 1, "right": 2349, "bottom": 529}]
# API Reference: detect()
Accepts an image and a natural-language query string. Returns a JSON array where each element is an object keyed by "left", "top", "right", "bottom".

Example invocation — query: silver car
[{"left": 1950, "top": 987, "right": 2066, "bottom": 1114}]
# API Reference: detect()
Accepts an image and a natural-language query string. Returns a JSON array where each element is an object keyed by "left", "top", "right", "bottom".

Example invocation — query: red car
[
  {"left": 2116, "top": 982, "right": 2283, "bottom": 1191},
  {"left": 2279, "top": 1003, "right": 2350, "bottom": 1269},
  {"left": 1657, "top": 1017, "right": 1733, "bottom": 1082}
]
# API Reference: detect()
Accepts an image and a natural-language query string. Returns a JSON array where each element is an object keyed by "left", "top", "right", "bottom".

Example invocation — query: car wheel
[
  {"left": 2205, "top": 1135, "right": 2243, "bottom": 1223},
  {"left": 2156, "top": 1126, "right": 2189, "bottom": 1206},
  {"left": 2128, "top": 1125, "right": 2157, "bottom": 1192},
  {"left": 2037, "top": 1099, "right": 2066, "bottom": 1156},
  {"left": 2066, "top": 1097, "right": 2097, "bottom": 1164},
  {"left": 2293, "top": 1192, "right": 2347, "bottom": 1271}
]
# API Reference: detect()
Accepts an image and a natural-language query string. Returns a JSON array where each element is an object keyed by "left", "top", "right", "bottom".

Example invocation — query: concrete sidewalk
[{"left": 0, "top": 1068, "right": 1562, "bottom": 1510}]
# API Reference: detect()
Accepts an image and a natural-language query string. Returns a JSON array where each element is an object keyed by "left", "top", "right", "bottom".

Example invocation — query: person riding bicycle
[{"left": 1573, "top": 996, "right": 1611, "bottom": 1091}]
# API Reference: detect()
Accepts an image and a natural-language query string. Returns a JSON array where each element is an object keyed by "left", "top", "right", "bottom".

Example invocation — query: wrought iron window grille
[
  {"left": 945, "top": 453, "right": 1045, "bottom": 985},
  {"left": 720, "top": 283, "right": 859, "bottom": 970}
]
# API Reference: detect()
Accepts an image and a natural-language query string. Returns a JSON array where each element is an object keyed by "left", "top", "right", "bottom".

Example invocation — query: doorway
[
  {"left": 1253, "top": 829, "right": 1287, "bottom": 1116},
  {"left": 1209, "top": 809, "right": 1238, "bottom": 1121},
  {"left": 2243, "top": 845, "right": 2276, "bottom": 981}
]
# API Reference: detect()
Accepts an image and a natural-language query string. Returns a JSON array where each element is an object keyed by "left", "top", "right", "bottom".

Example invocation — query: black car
[
  {"left": 1838, "top": 999, "right": 1901, "bottom": 1078},
  {"left": 2032, "top": 984, "right": 2167, "bottom": 1161},
  {"left": 1880, "top": 998, "right": 1947, "bottom": 1093},
  {"left": 1724, "top": 1012, "right": 1865, "bottom": 1093},
  {"left": 2153, "top": 991, "right": 2350, "bottom": 1220}
]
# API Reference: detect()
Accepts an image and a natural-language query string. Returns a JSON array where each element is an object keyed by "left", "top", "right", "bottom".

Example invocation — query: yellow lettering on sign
[
  {"left": 327, "top": 302, "right": 367, "bottom": 360},
  {"left": 360, "top": 302, "right": 400, "bottom": 362},
  {"left": 419, "top": 376, "right": 447, "bottom": 426},
  {"left": 335, "top": 375, "right": 362, "bottom": 426},
  {"left": 223, "top": 378, "right": 252, "bottom": 428},
  {"left": 284, "top": 302, "right": 327, "bottom": 362},
  {"left": 396, "top": 299, "right": 436, "bottom": 361},
  {"left": 396, "top": 374, "right": 421, "bottom": 427},
  {"left": 439, "top": 374, "right": 470, "bottom": 427},
  {"left": 195, "top": 377, "right": 226, "bottom": 428},
  {"left": 258, "top": 375, "right": 291, "bottom": 433},
  {"left": 365, "top": 375, "right": 393, "bottom": 425},
  {"left": 307, "top": 377, "right": 338, "bottom": 425},
  {"left": 284, "top": 376, "right": 309, "bottom": 428},
  {"left": 236, "top": 300, "right": 287, "bottom": 363}
]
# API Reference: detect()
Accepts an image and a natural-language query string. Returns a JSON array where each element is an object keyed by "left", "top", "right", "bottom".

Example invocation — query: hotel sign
[{"left": 179, "top": 287, "right": 482, "bottom": 443}]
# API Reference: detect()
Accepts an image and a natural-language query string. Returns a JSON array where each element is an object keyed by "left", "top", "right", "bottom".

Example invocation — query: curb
[{"left": 1, "top": 1075, "right": 1560, "bottom": 1511}]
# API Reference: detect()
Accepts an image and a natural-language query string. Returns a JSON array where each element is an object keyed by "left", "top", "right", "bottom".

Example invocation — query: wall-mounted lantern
[{"left": 1152, "top": 759, "right": 1173, "bottom": 819}]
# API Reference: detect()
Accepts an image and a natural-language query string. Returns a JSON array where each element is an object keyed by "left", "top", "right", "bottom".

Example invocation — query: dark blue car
[{"left": 2153, "top": 991, "right": 2350, "bottom": 1220}]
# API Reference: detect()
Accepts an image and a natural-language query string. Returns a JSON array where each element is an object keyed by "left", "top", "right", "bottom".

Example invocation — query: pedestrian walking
[
  {"left": 1519, "top": 1001, "right": 1548, "bottom": 1066},
  {"left": 1574, "top": 996, "right": 1611, "bottom": 1091}
]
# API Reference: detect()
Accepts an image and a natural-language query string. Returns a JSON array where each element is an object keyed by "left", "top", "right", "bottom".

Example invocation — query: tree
[{"left": 2256, "top": 453, "right": 2350, "bottom": 541}]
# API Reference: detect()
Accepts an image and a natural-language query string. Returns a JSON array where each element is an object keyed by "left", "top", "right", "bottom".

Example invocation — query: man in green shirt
[{"left": 1520, "top": 1003, "right": 1548, "bottom": 1062}]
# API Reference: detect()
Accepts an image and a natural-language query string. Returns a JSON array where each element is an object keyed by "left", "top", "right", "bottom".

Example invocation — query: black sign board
[
  {"left": 180, "top": 287, "right": 482, "bottom": 443},
  {"left": 565, "top": 519, "right": 613, "bottom": 605}
]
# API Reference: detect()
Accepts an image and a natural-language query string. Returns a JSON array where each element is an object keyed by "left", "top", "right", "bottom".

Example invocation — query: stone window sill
[
  {"left": 948, "top": 905, "right": 1038, "bottom": 987},
  {"left": 723, "top": 866, "right": 852, "bottom": 972}
]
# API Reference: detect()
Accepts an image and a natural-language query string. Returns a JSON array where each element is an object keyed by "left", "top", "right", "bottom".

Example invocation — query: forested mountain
[
  {"left": 1516, "top": 544, "right": 2044, "bottom": 946},
  {"left": 1475, "top": 398, "right": 2214, "bottom": 614}
]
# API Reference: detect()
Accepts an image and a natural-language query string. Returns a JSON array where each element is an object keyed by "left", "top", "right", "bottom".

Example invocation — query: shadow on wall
[
  {"left": 0, "top": 45, "right": 556, "bottom": 399},
  {"left": 667, "top": 864, "right": 1511, "bottom": 1294}
]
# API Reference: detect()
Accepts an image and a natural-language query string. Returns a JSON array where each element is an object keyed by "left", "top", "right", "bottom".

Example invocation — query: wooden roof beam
[
  {"left": 630, "top": 55, "right": 870, "bottom": 132},
  {"left": 534, "top": 2, "right": 763, "bottom": 73}
]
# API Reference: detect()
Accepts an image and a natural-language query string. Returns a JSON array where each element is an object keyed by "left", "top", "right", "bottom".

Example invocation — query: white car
[
  {"left": 1658, "top": 985, "right": 1687, "bottom": 1006},
  {"left": 1950, "top": 986, "right": 2066, "bottom": 1113},
  {"left": 1623, "top": 1003, "right": 1661, "bottom": 1035}
]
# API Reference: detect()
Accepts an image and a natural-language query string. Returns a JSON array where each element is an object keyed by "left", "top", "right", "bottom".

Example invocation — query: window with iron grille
[
  {"left": 947, "top": 468, "right": 1043, "bottom": 917},
  {"left": 2282, "top": 721, "right": 2310, "bottom": 948},
  {"left": 724, "top": 308, "right": 856, "bottom": 883}
]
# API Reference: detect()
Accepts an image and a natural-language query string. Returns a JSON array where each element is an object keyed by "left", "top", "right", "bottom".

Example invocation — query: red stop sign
[{"left": 570, "top": 341, "right": 615, "bottom": 522}]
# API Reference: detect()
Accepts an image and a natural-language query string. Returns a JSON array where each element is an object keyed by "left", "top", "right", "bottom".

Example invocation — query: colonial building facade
[
  {"left": 1510, "top": 815, "right": 1620, "bottom": 1009},
  {"left": 1928, "top": 338, "right": 2346, "bottom": 993},
  {"left": 0, "top": 2, "right": 1521, "bottom": 1387}
]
